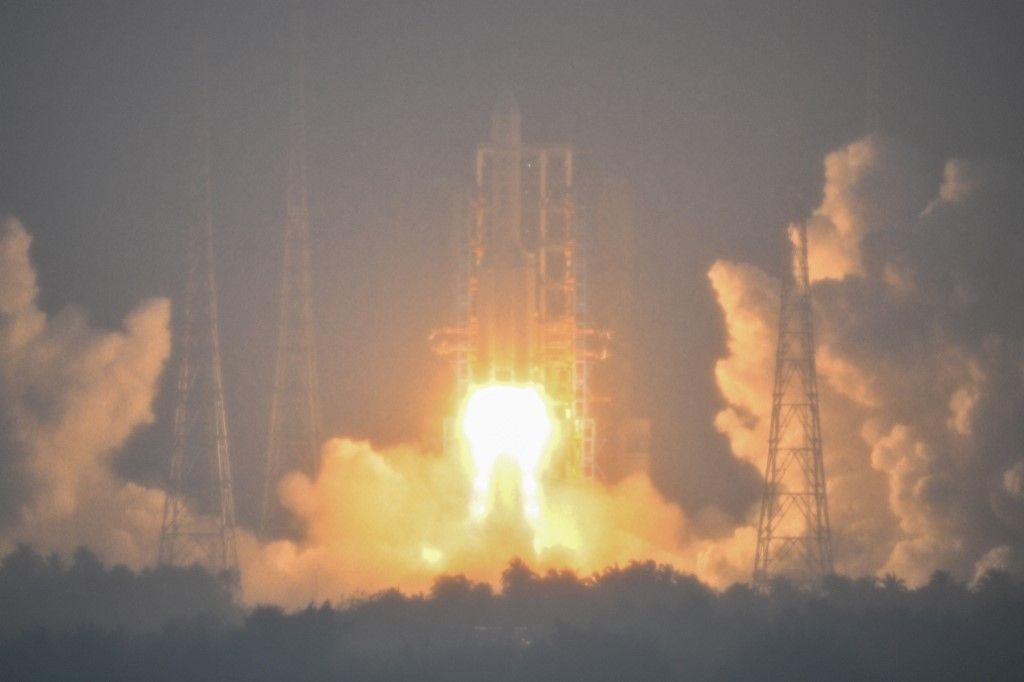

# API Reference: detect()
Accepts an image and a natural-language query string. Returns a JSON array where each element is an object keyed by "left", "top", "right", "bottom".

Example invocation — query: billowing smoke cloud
[
  {"left": 0, "top": 218, "right": 171, "bottom": 567},
  {"left": 711, "top": 135, "right": 1024, "bottom": 584},
  {"left": 239, "top": 438, "right": 732, "bottom": 606}
]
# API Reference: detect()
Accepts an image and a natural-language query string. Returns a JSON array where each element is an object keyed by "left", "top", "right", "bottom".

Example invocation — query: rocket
[{"left": 475, "top": 92, "right": 539, "bottom": 384}]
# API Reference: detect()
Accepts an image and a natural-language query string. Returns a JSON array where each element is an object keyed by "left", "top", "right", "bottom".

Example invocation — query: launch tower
[
  {"left": 261, "top": 8, "right": 321, "bottom": 538},
  {"left": 158, "top": 86, "right": 240, "bottom": 576},
  {"left": 753, "top": 223, "right": 834, "bottom": 587}
]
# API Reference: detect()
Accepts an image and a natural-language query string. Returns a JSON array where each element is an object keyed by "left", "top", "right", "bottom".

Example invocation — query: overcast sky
[{"left": 1, "top": 0, "right": 1022, "bottom": 530}]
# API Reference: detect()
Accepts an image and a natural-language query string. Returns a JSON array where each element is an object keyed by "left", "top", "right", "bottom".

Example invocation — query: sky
[{"left": 1, "top": 0, "right": 1024, "bottom": 593}]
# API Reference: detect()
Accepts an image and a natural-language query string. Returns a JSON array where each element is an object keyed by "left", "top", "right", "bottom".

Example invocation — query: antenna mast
[
  {"left": 753, "top": 223, "right": 833, "bottom": 587},
  {"left": 158, "top": 80, "right": 240, "bottom": 577},
  {"left": 261, "top": 3, "right": 321, "bottom": 537}
]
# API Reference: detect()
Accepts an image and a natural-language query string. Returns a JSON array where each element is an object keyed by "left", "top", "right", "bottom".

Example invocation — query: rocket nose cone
[{"left": 491, "top": 89, "right": 521, "bottom": 147}]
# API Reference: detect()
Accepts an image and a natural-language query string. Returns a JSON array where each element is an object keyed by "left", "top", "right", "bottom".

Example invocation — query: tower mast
[
  {"left": 158, "top": 80, "right": 239, "bottom": 576},
  {"left": 753, "top": 223, "right": 833, "bottom": 587},
  {"left": 261, "top": 3, "right": 321, "bottom": 537}
]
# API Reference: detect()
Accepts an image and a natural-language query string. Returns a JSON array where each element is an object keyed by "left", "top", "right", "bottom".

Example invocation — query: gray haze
[{"left": 1, "top": 0, "right": 1022, "bottom": 535}]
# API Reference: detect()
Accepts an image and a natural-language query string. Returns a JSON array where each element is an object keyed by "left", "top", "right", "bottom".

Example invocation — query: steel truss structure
[
  {"left": 261, "top": 6, "right": 321, "bottom": 538},
  {"left": 753, "top": 222, "right": 834, "bottom": 587},
  {"left": 158, "top": 83, "right": 239, "bottom": 577}
]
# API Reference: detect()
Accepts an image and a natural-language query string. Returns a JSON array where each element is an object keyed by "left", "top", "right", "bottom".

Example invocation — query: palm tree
[{"left": 880, "top": 572, "right": 907, "bottom": 593}]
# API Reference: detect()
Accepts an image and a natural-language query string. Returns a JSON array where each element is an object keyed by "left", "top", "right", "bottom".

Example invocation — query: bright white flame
[
  {"left": 461, "top": 384, "right": 554, "bottom": 522},
  {"left": 420, "top": 545, "right": 443, "bottom": 566}
]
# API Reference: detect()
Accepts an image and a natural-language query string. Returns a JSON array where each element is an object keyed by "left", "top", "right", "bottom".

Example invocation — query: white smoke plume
[
  {"left": 0, "top": 218, "right": 171, "bottom": 567},
  {"left": 710, "top": 135, "right": 1024, "bottom": 585}
]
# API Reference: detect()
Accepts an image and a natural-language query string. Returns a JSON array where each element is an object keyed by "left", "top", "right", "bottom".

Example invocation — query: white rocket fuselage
[{"left": 476, "top": 93, "right": 538, "bottom": 383}]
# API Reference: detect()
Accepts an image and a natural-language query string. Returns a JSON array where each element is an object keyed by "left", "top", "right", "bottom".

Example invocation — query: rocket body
[
  {"left": 473, "top": 91, "right": 540, "bottom": 382},
  {"left": 476, "top": 92, "right": 538, "bottom": 383},
  {"left": 434, "top": 91, "right": 595, "bottom": 482},
  {"left": 477, "top": 250, "right": 537, "bottom": 382}
]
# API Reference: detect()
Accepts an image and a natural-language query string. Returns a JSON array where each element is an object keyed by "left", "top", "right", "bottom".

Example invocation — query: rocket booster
[{"left": 476, "top": 92, "right": 539, "bottom": 383}]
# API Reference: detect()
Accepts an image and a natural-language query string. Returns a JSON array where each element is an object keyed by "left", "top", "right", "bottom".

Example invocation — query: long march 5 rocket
[
  {"left": 476, "top": 92, "right": 539, "bottom": 383},
  {"left": 433, "top": 92, "right": 598, "bottom": 479}
]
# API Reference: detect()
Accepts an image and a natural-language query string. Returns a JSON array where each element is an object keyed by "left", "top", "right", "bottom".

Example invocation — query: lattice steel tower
[
  {"left": 158, "top": 85, "right": 239, "bottom": 576},
  {"left": 261, "top": 6, "right": 321, "bottom": 538},
  {"left": 753, "top": 223, "right": 833, "bottom": 587}
]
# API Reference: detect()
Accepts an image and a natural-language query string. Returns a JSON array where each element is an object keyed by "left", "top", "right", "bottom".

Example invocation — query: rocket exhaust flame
[{"left": 461, "top": 384, "right": 556, "bottom": 523}]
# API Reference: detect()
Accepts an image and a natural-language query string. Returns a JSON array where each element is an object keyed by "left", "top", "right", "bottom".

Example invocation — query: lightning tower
[
  {"left": 261, "top": 5, "right": 321, "bottom": 537},
  {"left": 158, "top": 84, "right": 239, "bottom": 576},
  {"left": 753, "top": 223, "right": 834, "bottom": 587}
]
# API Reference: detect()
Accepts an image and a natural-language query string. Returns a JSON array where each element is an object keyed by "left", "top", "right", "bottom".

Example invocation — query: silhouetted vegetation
[
  {"left": 0, "top": 545, "right": 241, "bottom": 634},
  {"left": 2, "top": 548, "right": 1024, "bottom": 680}
]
